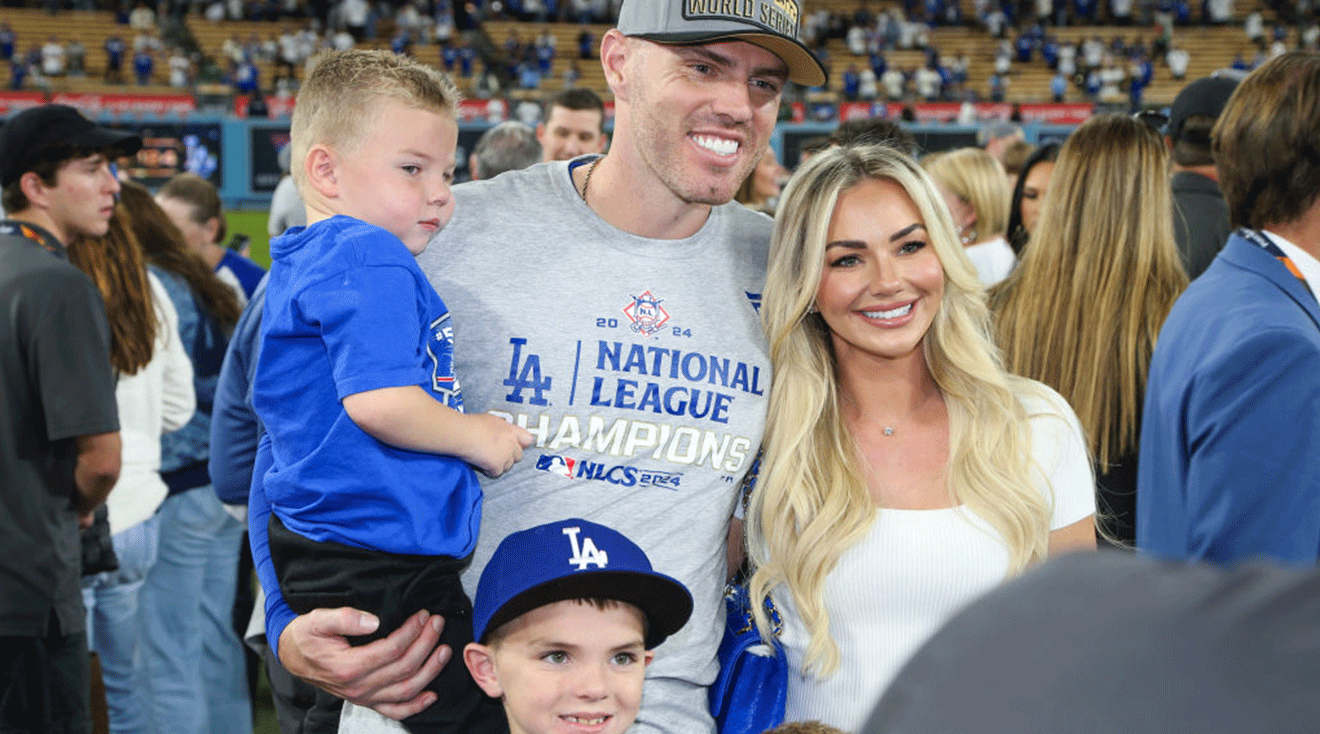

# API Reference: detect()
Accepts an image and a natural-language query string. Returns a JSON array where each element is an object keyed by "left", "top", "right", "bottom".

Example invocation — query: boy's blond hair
[{"left": 290, "top": 49, "right": 462, "bottom": 191}]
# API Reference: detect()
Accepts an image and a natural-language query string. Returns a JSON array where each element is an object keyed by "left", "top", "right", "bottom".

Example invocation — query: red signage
[
  {"left": 48, "top": 92, "right": 196, "bottom": 116},
  {"left": 0, "top": 91, "right": 49, "bottom": 115}
]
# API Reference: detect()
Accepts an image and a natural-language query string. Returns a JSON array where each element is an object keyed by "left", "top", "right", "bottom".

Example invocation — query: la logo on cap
[{"left": 564, "top": 526, "right": 609, "bottom": 570}]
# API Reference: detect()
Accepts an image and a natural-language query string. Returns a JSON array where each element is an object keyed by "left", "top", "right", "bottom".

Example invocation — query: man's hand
[{"left": 277, "top": 608, "right": 451, "bottom": 720}]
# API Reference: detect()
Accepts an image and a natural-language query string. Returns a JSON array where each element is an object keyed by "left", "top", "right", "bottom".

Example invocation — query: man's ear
[
  {"left": 600, "top": 29, "right": 633, "bottom": 102},
  {"left": 303, "top": 143, "right": 339, "bottom": 200},
  {"left": 463, "top": 642, "right": 504, "bottom": 699},
  {"left": 19, "top": 170, "right": 51, "bottom": 210}
]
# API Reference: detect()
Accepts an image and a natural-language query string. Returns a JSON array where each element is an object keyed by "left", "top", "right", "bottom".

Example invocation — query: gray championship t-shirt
[{"left": 418, "top": 159, "right": 772, "bottom": 734}]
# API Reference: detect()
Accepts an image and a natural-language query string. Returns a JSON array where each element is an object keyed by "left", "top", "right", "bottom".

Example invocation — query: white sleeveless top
[{"left": 773, "top": 386, "right": 1096, "bottom": 732}]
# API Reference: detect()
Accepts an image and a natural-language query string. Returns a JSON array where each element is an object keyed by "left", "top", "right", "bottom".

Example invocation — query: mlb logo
[{"left": 536, "top": 454, "right": 576, "bottom": 479}]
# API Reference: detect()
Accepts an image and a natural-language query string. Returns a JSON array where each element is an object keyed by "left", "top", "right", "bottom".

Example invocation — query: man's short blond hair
[{"left": 290, "top": 49, "right": 462, "bottom": 191}]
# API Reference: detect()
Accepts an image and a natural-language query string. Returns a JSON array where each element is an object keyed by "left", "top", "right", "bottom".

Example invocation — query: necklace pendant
[{"left": 883, "top": 426, "right": 895, "bottom": 437}]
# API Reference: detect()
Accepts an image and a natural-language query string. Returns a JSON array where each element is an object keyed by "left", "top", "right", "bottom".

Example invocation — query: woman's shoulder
[{"left": 1010, "top": 377, "right": 1077, "bottom": 424}]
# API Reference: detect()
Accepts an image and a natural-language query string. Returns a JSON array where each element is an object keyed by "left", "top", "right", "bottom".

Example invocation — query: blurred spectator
[
  {"left": 1166, "top": 75, "right": 1239, "bottom": 279},
  {"left": 101, "top": 37, "right": 133, "bottom": 79},
  {"left": 341, "top": 0, "right": 369, "bottom": 41},
  {"left": 1167, "top": 44, "right": 1190, "bottom": 79},
  {"left": 0, "top": 23, "right": 14, "bottom": 62},
  {"left": 168, "top": 47, "right": 191, "bottom": 88},
  {"left": 979, "top": 121, "right": 1024, "bottom": 165},
  {"left": 469, "top": 120, "right": 541, "bottom": 180},
  {"left": 925, "top": 147, "right": 1016, "bottom": 286},
  {"left": 1001, "top": 139, "right": 1035, "bottom": 189},
  {"left": 882, "top": 65, "right": 906, "bottom": 99},
  {"left": 1007, "top": 142, "right": 1059, "bottom": 253},
  {"left": 1051, "top": 70, "right": 1068, "bottom": 101},
  {"left": 267, "top": 145, "right": 306, "bottom": 237},
  {"left": 992, "top": 115, "right": 1188, "bottom": 547},
  {"left": 232, "top": 56, "right": 259, "bottom": 94},
  {"left": 864, "top": 554, "right": 1320, "bottom": 734},
  {"left": 735, "top": 146, "right": 788, "bottom": 215},
  {"left": 828, "top": 117, "right": 919, "bottom": 157},
  {"left": 40, "top": 36, "right": 65, "bottom": 77},
  {"left": 1139, "top": 54, "right": 1320, "bottom": 565},
  {"left": 537, "top": 87, "right": 607, "bottom": 162},
  {"left": 129, "top": 1, "right": 155, "bottom": 30},
  {"left": 1245, "top": 9, "right": 1264, "bottom": 47},
  {"left": 133, "top": 47, "right": 153, "bottom": 85},
  {"left": 66, "top": 36, "right": 85, "bottom": 77},
  {"left": 859, "top": 65, "right": 879, "bottom": 99},
  {"left": 842, "top": 64, "right": 861, "bottom": 100}
]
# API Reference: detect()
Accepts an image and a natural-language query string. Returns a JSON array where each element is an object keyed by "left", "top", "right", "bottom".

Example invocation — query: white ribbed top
[{"left": 773, "top": 386, "right": 1095, "bottom": 732}]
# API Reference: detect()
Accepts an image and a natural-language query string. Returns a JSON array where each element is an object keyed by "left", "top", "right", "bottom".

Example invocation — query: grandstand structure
[{"left": 0, "top": 1, "right": 1297, "bottom": 108}]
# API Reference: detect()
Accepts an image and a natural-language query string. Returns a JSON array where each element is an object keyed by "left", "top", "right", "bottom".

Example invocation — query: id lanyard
[
  {"left": 0, "top": 220, "right": 63, "bottom": 256},
  {"left": 1239, "top": 228, "right": 1314, "bottom": 301}
]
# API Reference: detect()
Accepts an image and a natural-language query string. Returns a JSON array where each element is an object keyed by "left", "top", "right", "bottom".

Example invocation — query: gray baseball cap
[{"left": 617, "top": 0, "right": 827, "bottom": 87}]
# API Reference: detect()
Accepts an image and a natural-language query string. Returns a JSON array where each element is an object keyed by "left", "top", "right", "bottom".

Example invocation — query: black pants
[
  {"left": 268, "top": 515, "right": 507, "bottom": 734},
  {"left": 0, "top": 623, "right": 91, "bottom": 734}
]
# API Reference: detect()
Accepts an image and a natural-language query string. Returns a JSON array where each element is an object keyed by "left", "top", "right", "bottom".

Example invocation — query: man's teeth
[
  {"left": 864, "top": 304, "right": 913, "bottom": 319},
  {"left": 693, "top": 135, "right": 739, "bottom": 156},
  {"left": 563, "top": 715, "right": 607, "bottom": 725}
]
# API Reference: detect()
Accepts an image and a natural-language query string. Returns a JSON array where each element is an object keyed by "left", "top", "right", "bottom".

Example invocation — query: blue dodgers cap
[
  {"left": 617, "top": 0, "right": 827, "bottom": 87},
  {"left": 472, "top": 519, "right": 694, "bottom": 649}
]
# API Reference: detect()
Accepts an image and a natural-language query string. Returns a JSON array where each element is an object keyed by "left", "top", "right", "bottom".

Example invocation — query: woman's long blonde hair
[
  {"left": 747, "top": 145, "right": 1052, "bottom": 676},
  {"left": 990, "top": 114, "right": 1188, "bottom": 468},
  {"left": 923, "top": 147, "right": 1011, "bottom": 241}
]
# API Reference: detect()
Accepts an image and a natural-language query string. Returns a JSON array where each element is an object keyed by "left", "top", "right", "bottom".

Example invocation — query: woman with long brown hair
[
  {"left": 990, "top": 114, "right": 1189, "bottom": 546},
  {"left": 121, "top": 178, "right": 253, "bottom": 733},
  {"left": 70, "top": 199, "right": 194, "bottom": 734}
]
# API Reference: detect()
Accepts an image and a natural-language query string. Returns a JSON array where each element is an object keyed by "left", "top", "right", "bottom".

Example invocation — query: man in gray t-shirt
[
  {"left": 265, "top": 1, "right": 828, "bottom": 732},
  {"left": 0, "top": 103, "right": 139, "bottom": 734}
]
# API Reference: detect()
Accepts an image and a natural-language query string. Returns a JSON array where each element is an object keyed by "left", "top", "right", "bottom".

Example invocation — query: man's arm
[
  {"left": 248, "top": 434, "right": 452, "bottom": 720},
  {"left": 74, "top": 431, "right": 121, "bottom": 515},
  {"left": 1183, "top": 329, "right": 1320, "bottom": 563}
]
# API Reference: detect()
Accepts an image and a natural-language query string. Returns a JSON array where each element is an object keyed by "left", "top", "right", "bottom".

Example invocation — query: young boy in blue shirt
[{"left": 253, "top": 49, "right": 533, "bottom": 734}]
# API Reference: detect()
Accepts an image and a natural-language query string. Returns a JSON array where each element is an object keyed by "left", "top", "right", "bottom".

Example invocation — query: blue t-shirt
[{"left": 254, "top": 215, "right": 480, "bottom": 558}]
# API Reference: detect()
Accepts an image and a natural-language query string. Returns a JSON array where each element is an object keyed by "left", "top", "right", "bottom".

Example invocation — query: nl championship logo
[{"left": 623, "top": 290, "right": 670, "bottom": 336}]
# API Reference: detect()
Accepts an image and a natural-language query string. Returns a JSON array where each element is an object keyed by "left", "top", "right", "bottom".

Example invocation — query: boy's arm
[
  {"left": 249, "top": 433, "right": 450, "bottom": 720},
  {"left": 342, "top": 385, "right": 533, "bottom": 477}
]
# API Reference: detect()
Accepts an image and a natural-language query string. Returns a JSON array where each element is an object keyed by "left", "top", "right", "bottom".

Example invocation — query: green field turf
[{"left": 226, "top": 208, "right": 273, "bottom": 269}]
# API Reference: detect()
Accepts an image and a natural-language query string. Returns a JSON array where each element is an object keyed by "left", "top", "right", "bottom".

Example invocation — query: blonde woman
[
  {"left": 990, "top": 114, "right": 1188, "bottom": 548},
  {"left": 744, "top": 144, "right": 1095, "bottom": 732},
  {"left": 924, "top": 148, "right": 1016, "bottom": 287}
]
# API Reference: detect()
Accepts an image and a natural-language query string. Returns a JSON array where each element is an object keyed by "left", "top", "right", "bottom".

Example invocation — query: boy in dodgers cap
[{"left": 463, "top": 519, "right": 693, "bottom": 734}]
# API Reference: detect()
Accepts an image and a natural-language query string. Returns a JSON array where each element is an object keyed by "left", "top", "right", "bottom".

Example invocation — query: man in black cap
[
  {"left": 1166, "top": 73, "right": 1239, "bottom": 280},
  {"left": 0, "top": 103, "right": 140, "bottom": 734}
]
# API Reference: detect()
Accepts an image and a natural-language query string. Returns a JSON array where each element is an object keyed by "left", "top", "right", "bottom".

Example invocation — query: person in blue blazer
[{"left": 1137, "top": 52, "right": 1320, "bottom": 565}]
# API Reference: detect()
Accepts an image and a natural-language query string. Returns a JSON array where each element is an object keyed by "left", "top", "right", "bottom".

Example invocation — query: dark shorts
[
  {"left": 0, "top": 627, "right": 91, "bottom": 734},
  {"left": 268, "top": 515, "right": 507, "bottom": 734}
]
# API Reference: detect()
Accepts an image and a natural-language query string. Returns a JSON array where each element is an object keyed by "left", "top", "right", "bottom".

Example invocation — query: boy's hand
[{"left": 462, "top": 413, "right": 534, "bottom": 478}]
